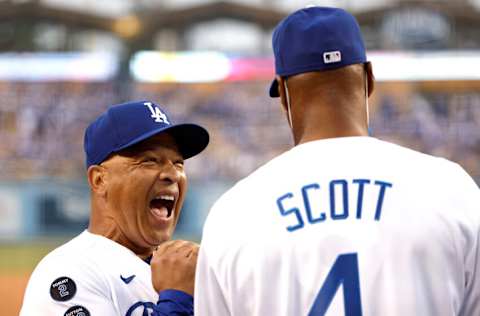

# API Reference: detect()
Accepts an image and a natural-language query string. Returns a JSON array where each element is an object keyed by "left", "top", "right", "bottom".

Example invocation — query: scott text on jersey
[{"left": 277, "top": 178, "right": 393, "bottom": 232}]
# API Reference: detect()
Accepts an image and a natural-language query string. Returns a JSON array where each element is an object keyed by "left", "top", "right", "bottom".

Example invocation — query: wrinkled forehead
[{"left": 117, "top": 132, "right": 182, "bottom": 159}]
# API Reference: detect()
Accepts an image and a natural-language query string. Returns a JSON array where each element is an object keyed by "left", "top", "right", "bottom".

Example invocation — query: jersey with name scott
[{"left": 196, "top": 136, "right": 480, "bottom": 316}]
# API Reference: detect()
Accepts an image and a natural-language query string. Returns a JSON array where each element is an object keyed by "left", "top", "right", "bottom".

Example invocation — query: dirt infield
[
  {"left": 0, "top": 242, "right": 59, "bottom": 316},
  {"left": 0, "top": 272, "right": 31, "bottom": 316}
]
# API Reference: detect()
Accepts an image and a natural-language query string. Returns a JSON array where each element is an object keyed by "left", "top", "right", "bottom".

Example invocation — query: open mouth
[{"left": 149, "top": 195, "right": 175, "bottom": 219}]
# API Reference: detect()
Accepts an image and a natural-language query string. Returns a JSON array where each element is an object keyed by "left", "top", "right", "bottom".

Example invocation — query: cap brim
[
  {"left": 269, "top": 79, "right": 280, "bottom": 98},
  {"left": 116, "top": 123, "right": 209, "bottom": 160},
  {"left": 166, "top": 124, "right": 210, "bottom": 159}
]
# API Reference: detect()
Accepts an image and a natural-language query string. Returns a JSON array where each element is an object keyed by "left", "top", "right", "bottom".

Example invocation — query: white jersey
[
  {"left": 20, "top": 230, "right": 159, "bottom": 316},
  {"left": 195, "top": 137, "right": 480, "bottom": 316}
]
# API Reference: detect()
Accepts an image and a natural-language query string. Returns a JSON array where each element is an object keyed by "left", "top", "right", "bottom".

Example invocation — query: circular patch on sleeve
[
  {"left": 50, "top": 276, "right": 77, "bottom": 302},
  {"left": 64, "top": 305, "right": 90, "bottom": 316}
]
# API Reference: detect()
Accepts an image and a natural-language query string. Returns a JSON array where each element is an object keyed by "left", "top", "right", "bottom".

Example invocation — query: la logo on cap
[{"left": 144, "top": 102, "right": 170, "bottom": 124}]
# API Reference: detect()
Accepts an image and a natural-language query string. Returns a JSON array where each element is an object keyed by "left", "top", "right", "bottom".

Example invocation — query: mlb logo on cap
[
  {"left": 324, "top": 51, "right": 342, "bottom": 64},
  {"left": 269, "top": 6, "right": 367, "bottom": 97}
]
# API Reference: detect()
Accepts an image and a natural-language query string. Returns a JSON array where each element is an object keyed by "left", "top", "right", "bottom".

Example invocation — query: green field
[
  {"left": 0, "top": 242, "right": 62, "bottom": 273},
  {"left": 0, "top": 234, "right": 198, "bottom": 273},
  {"left": 0, "top": 243, "right": 67, "bottom": 315}
]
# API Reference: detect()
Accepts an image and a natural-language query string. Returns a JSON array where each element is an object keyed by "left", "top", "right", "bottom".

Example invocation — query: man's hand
[{"left": 151, "top": 240, "right": 199, "bottom": 295}]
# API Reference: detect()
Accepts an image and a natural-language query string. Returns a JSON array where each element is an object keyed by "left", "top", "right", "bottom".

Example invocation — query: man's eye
[
  {"left": 142, "top": 157, "right": 157, "bottom": 164},
  {"left": 174, "top": 160, "right": 184, "bottom": 168}
]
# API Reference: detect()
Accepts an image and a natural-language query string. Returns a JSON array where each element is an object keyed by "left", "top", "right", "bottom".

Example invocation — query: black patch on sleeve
[
  {"left": 50, "top": 276, "right": 77, "bottom": 302},
  {"left": 64, "top": 305, "right": 90, "bottom": 316}
]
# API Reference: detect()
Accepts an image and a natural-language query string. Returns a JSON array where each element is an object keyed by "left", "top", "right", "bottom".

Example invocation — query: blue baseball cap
[
  {"left": 84, "top": 100, "right": 209, "bottom": 167},
  {"left": 269, "top": 6, "right": 367, "bottom": 97}
]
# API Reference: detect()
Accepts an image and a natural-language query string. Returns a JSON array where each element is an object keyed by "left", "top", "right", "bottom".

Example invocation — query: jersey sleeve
[{"left": 155, "top": 289, "right": 193, "bottom": 315}]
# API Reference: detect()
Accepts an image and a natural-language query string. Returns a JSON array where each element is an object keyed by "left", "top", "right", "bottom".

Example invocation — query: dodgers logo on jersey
[
  {"left": 145, "top": 102, "right": 170, "bottom": 124},
  {"left": 126, "top": 301, "right": 156, "bottom": 316}
]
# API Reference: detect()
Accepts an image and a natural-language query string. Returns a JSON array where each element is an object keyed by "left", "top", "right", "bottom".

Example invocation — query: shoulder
[
  {"left": 201, "top": 151, "right": 290, "bottom": 244},
  {"left": 22, "top": 232, "right": 111, "bottom": 307},
  {"left": 30, "top": 231, "right": 107, "bottom": 279},
  {"left": 207, "top": 154, "right": 283, "bottom": 216},
  {"left": 376, "top": 138, "right": 480, "bottom": 215},
  {"left": 219, "top": 147, "right": 294, "bottom": 199},
  {"left": 369, "top": 138, "right": 464, "bottom": 173}
]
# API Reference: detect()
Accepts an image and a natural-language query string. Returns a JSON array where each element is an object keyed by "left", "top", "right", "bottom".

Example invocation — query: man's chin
[{"left": 149, "top": 231, "right": 172, "bottom": 246}]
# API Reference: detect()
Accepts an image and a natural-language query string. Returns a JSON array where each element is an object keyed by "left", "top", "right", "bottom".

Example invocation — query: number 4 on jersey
[{"left": 308, "top": 253, "right": 362, "bottom": 316}]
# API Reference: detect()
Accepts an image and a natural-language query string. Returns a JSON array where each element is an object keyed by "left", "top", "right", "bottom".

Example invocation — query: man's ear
[
  {"left": 277, "top": 76, "right": 288, "bottom": 113},
  {"left": 87, "top": 165, "right": 108, "bottom": 197},
  {"left": 365, "top": 62, "right": 375, "bottom": 97}
]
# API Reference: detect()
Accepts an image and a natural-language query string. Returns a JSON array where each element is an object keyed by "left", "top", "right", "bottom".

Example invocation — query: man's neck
[
  {"left": 292, "top": 98, "right": 368, "bottom": 145},
  {"left": 88, "top": 214, "right": 154, "bottom": 260}
]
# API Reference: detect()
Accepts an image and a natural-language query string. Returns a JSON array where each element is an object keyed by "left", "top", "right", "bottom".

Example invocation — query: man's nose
[{"left": 157, "top": 161, "right": 181, "bottom": 183}]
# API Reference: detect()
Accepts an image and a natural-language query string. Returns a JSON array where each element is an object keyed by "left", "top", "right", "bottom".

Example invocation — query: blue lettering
[
  {"left": 373, "top": 181, "right": 393, "bottom": 221},
  {"left": 277, "top": 179, "right": 393, "bottom": 231},
  {"left": 277, "top": 193, "right": 304, "bottom": 232},
  {"left": 330, "top": 180, "right": 349, "bottom": 220},
  {"left": 352, "top": 179, "right": 370, "bottom": 219},
  {"left": 302, "top": 183, "right": 326, "bottom": 223},
  {"left": 308, "top": 253, "right": 363, "bottom": 315}
]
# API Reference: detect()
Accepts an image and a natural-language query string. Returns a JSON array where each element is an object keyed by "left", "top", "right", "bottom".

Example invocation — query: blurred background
[{"left": 0, "top": 0, "right": 479, "bottom": 314}]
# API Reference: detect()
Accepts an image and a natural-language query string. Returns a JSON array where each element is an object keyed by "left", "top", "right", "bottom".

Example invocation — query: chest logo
[
  {"left": 50, "top": 276, "right": 77, "bottom": 302},
  {"left": 126, "top": 301, "right": 156, "bottom": 316},
  {"left": 120, "top": 274, "right": 136, "bottom": 284}
]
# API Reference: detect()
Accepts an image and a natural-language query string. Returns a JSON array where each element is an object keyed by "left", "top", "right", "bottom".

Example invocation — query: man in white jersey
[
  {"left": 195, "top": 6, "right": 480, "bottom": 316},
  {"left": 21, "top": 100, "right": 209, "bottom": 315}
]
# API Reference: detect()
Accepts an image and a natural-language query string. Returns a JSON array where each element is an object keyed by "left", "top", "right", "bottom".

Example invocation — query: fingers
[
  {"left": 154, "top": 240, "right": 182, "bottom": 256},
  {"left": 150, "top": 240, "right": 200, "bottom": 295},
  {"left": 185, "top": 246, "right": 199, "bottom": 259},
  {"left": 154, "top": 240, "right": 198, "bottom": 257},
  {"left": 176, "top": 242, "right": 199, "bottom": 258}
]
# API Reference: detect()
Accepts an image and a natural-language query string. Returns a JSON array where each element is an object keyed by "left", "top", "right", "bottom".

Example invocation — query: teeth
[{"left": 158, "top": 195, "right": 174, "bottom": 201}]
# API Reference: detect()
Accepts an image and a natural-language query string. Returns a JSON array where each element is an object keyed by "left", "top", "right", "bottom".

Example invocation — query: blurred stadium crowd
[
  {"left": 1, "top": 0, "right": 479, "bottom": 185},
  {"left": 0, "top": 81, "right": 478, "bottom": 184}
]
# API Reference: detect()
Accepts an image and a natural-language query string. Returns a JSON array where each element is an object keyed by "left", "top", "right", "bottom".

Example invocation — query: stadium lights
[
  {"left": 131, "top": 50, "right": 480, "bottom": 83},
  {"left": 130, "top": 51, "right": 231, "bottom": 83},
  {"left": 369, "top": 51, "right": 480, "bottom": 81},
  {"left": 0, "top": 51, "right": 479, "bottom": 83},
  {"left": 0, "top": 52, "right": 118, "bottom": 81}
]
